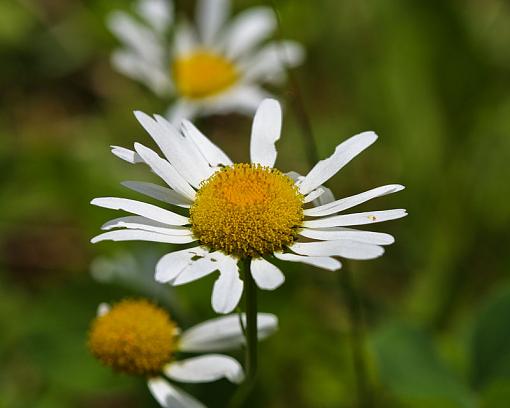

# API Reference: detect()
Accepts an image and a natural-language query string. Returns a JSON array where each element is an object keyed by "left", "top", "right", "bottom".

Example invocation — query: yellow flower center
[
  {"left": 190, "top": 164, "right": 304, "bottom": 258},
  {"left": 172, "top": 50, "right": 239, "bottom": 99},
  {"left": 88, "top": 299, "right": 176, "bottom": 376}
]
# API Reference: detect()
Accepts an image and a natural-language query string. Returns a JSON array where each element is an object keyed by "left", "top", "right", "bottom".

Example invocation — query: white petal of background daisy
[
  {"left": 92, "top": 98, "right": 407, "bottom": 314},
  {"left": 107, "top": 0, "right": 304, "bottom": 123},
  {"left": 89, "top": 299, "right": 277, "bottom": 408}
]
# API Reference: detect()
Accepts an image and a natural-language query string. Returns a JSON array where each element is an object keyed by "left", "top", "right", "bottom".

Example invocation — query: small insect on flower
[
  {"left": 88, "top": 299, "right": 278, "bottom": 408},
  {"left": 91, "top": 99, "right": 407, "bottom": 313},
  {"left": 107, "top": 0, "right": 304, "bottom": 123}
]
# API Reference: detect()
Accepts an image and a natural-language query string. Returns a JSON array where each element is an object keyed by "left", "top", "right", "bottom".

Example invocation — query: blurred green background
[{"left": 1, "top": 0, "right": 510, "bottom": 407}]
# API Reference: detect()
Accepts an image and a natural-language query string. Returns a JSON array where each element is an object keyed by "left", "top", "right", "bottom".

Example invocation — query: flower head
[
  {"left": 107, "top": 0, "right": 304, "bottom": 123},
  {"left": 92, "top": 99, "right": 407, "bottom": 314},
  {"left": 89, "top": 300, "right": 278, "bottom": 407}
]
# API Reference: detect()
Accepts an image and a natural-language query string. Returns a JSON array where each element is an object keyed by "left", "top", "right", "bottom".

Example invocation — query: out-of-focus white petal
[
  {"left": 196, "top": 0, "right": 230, "bottom": 45},
  {"left": 147, "top": 377, "right": 205, "bottom": 408},
  {"left": 91, "top": 229, "right": 196, "bottom": 244},
  {"left": 173, "top": 21, "right": 198, "bottom": 55},
  {"left": 250, "top": 258, "right": 285, "bottom": 290},
  {"left": 250, "top": 99, "right": 282, "bottom": 167},
  {"left": 165, "top": 354, "right": 244, "bottom": 384},
  {"left": 304, "top": 185, "right": 405, "bottom": 217},
  {"left": 299, "top": 228, "right": 395, "bottom": 245},
  {"left": 303, "top": 209, "right": 408, "bottom": 228},
  {"left": 290, "top": 240, "right": 385, "bottom": 260},
  {"left": 156, "top": 247, "right": 208, "bottom": 283},
  {"left": 200, "top": 85, "right": 269, "bottom": 116},
  {"left": 221, "top": 7, "right": 276, "bottom": 58},
  {"left": 121, "top": 181, "right": 191, "bottom": 208},
  {"left": 179, "top": 313, "right": 278, "bottom": 352},
  {"left": 273, "top": 252, "right": 342, "bottom": 271},
  {"left": 166, "top": 100, "right": 199, "bottom": 125},
  {"left": 97, "top": 303, "right": 111, "bottom": 317},
  {"left": 299, "top": 131, "right": 378, "bottom": 195},
  {"left": 137, "top": 0, "right": 173, "bottom": 33},
  {"left": 212, "top": 258, "right": 243, "bottom": 314},
  {"left": 91, "top": 197, "right": 190, "bottom": 226}
]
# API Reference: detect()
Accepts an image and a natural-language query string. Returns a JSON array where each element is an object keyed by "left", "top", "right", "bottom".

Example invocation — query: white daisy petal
[
  {"left": 166, "top": 100, "right": 199, "bottom": 125},
  {"left": 134, "top": 113, "right": 211, "bottom": 188},
  {"left": 299, "top": 228, "right": 395, "bottom": 245},
  {"left": 137, "top": 0, "right": 173, "bottom": 33},
  {"left": 91, "top": 229, "right": 196, "bottom": 244},
  {"left": 111, "top": 145, "right": 144, "bottom": 164},
  {"left": 250, "top": 99, "right": 282, "bottom": 167},
  {"left": 111, "top": 50, "right": 172, "bottom": 96},
  {"left": 222, "top": 7, "right": 276, "bottom": 58},
  {"left": 121, "top": 181, "right": 191, "bottom": 207},
  {"left": 165, "top": 354, "right": 244, "bottom": 384},
  {"left": 91, "top": 197, "right": 190, "bottom": 226},
  {"left": 155, "top": 247, "right": 208, "bottom": 283},
  {"left": 97, "top": 303, "right": 111, "bottom": 317},
  {"left": 172, "top": 258, "right": 220, "bottom": 286},
  {"left": 250, "top": 258, "right": 285, "bottom": 290},
  {"left": 173, "top": 21, "right": 198, "bottom": 55},
  {"left": 212, "top": 259, "right": 243, "bottom": 314},
  {"left": 148, "top": 377, "right": 205, "bottom": 408},
  {"left": 299, "top": 131, "right": 378, "bottom": 195},
  {"left": 304, "top": 184, "right": 405, "bottom": 217},
  {"left": 243, "top": 41, "right": 305, "bottom": 84},
  {"left": 179, "top": 313, "right": 278, "bottom": 352},
  {"left": 273, "top": 252, "right": 342, "bottom": 271},
  {"left": 304, "top": 188, "right": 325, "bottom": 203},
  {"left": 196, "top": 0, "right": 230, "bottom": 45},
  {"left": 200, "top": 85, "right": 270, "bottom": 116},
  {"left": 303, "top": 209, "right": 408, "bottom": 228},
  {"left": 290, "top": 240, "right": 385, "bottom": 260},
  {"left": 181, "top": 120, "right": 233, "bottom": 166},
  {"left": 133, "top": 143, "right": 197, "bottom": 201},
  {"left": 313, "top": 186, "right": 335, "bottom": 206},
  {"left": 101, "top": 216, "right": 193, "bottom": 235}
]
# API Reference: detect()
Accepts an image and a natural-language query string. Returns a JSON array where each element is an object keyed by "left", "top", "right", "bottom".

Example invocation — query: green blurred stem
[{"left": 339, "top": 268, "right": 373, "bottom": 408}]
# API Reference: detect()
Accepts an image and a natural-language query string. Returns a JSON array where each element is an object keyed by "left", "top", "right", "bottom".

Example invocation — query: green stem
[{"left": 244, "top": 257, "right": 258, "bottom": 381}]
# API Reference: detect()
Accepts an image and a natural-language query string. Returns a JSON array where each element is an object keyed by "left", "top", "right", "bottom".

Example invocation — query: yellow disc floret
[
  {"left": 88, "top": 299, "right": 176, "bottom": 376},
  {"left": 172, "top": 50, "right": 239, "bottom": 99},
  {"left": 190, "top": 164, "right": 304, "bottom": 258}
]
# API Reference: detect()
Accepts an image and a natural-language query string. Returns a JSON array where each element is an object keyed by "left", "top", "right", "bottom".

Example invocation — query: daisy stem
[{"left": 244, "top": 257, "right": 258, "bottom": 381}]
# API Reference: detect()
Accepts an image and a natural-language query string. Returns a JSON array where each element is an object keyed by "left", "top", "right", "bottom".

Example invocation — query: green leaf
[{"left": 372, "top": 322, "right": 475, "bottom": 408}]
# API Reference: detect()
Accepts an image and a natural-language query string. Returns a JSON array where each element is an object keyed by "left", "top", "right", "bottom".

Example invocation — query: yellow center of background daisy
[
  {"left": 172, "top": 50, "right": 239, "bottom": 99},
  {"left": 190, "top": 164, "right": 304, "bottom": 258},
  {"left": 88, "top": 299, "right": 176, "bottom": 376}
]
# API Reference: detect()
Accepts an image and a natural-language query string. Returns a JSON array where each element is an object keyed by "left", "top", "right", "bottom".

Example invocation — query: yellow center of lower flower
[
  {"left": 190, "top": 164, "right": 304, "bottom": 258},
  {"left": 88, "top": 299, "right": 176, "bottom": 376},
  {"left": 172, "top": 50, "right": 239, "bottom": 99}
]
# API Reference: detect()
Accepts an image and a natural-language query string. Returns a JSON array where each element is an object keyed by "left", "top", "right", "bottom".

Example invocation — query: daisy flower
[
  {"left": 89, "top": 299, "right": 277, "bottom": 408},
  {"left": 107, "top": 0, "right": 304, "bottom": 123},
  {"left": 91, "top": 99, "right": 407, "bottom": 314}
]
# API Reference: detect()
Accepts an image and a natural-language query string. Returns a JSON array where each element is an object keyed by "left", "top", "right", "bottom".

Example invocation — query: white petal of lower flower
[
  {"left": 290, "top": 240, "right": 384, "bottom": 260},
  {"left": 181, "top": 120, "right": 233, "bottom": 166},
  {"left": 91, "top": 229, "right": 196, "bottom": 244},
  {"left": 111, "top": 146, "right": 144, "bottom": 164},
  {"left": 303, "top": 209, "right": 408, "bottom": 228},
  {"left": 273, "top": 252, "right": 342, "bottom": 271},
  {"left": 250, "top": 258, "right": 285, "bottom": 290},
  {"left": 133, "top": 143, "right": 197, "bottom": 201},
  {"left": 242, "top": 41, "right": 305, "bottom": 84},
  {"left": 147, "top": 377, "right": 205, "bottom": 408},
  {"left": 304, "top": 188, "right": 325, "bottom": 203},
  {"left": 196, "top": 0, "right": 230, "bottom": 45},
  {"left": 172, "top": 258, "right": 220, "bottom": 286},
  {"left": 166, "top": 100, "right": 199, "bottom": 125},
  {"left": 299, "top": 228, "right": 395, "bottom": 245},
  {"left": 155, "top": 247, "right": 208, "bottom": 283},
  {"left": 299, "top": 131, "right": 378, "bottom": 195},
  {"left": 221, "top": 7, "right": 275, "bottom": 58},
  {"left": 304, "top": 184, "right": 405, "bottom": 217},
  {"left": 101, "top": 216, "right": 193, "bottom": 235},
  {"left": 212, "top": 259, "right": 243, "bottom": 314},
  {"left": 250, "top": 99, "right": 282, "bottom": 167},
  {"left": 91, "top": 197, "right": 190, "bottom": 226},
  {"left": 165, "top": 354, "right": 244, "bottom": 384},
  {"left": 179, "top": 313, "right": 278, "bottom": 352},
  {"left": 121, "top": 181, "right": 191, "bottom": 208},
  {"left": 137, "top": 0, "right": 173, "bottom": 33}
]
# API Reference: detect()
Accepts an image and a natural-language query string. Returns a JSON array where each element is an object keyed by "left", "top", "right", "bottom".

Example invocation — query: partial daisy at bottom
[
  {"left": 89, "top": 299, "right": 277, "bottom": 408},
  {"left": 91, "top": 98, "right": 407, "bottom": 314}
]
